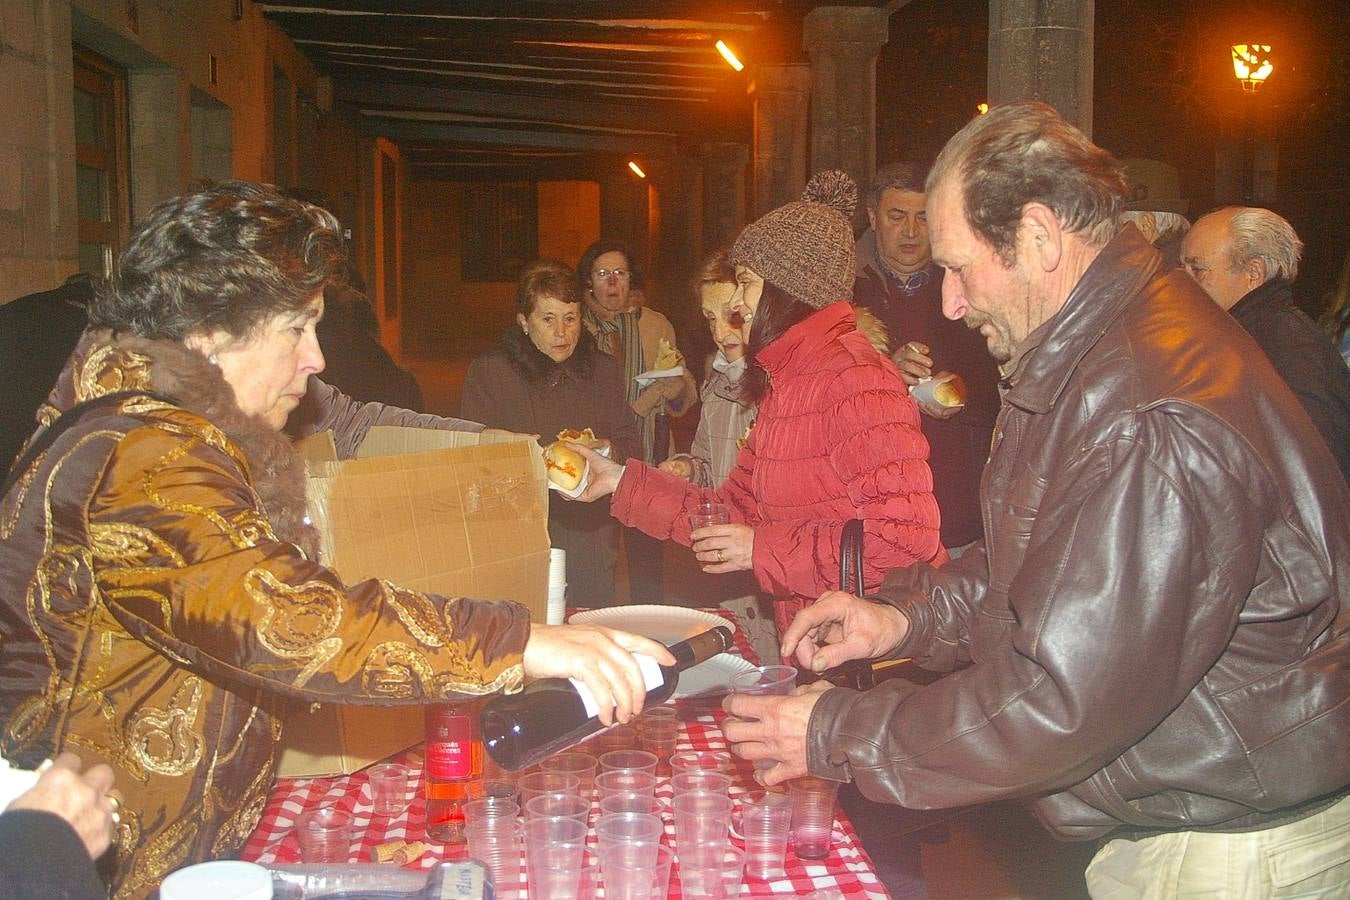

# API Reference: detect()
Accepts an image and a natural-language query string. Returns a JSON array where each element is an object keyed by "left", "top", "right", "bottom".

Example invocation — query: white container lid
[{"left": 160, "top": 860, "right": 273, "bottom": 900}]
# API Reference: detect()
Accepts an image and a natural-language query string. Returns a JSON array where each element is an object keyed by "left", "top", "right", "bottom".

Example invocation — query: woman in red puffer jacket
[{"left": 575, "top": 171, "right": 944, "bottom": 637}]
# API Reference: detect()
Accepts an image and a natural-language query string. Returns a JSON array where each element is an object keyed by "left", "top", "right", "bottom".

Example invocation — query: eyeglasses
[{"left": 592, "top": 268, "right": 629, "bottom": 280}]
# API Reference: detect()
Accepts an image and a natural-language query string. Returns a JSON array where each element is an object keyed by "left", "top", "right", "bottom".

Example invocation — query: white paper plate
[
  {"left": 673, "top": 652, "right": 756, "bottom": 699},
  {"left": 568, "top": 605, "right": 736, "bottom": 644}
]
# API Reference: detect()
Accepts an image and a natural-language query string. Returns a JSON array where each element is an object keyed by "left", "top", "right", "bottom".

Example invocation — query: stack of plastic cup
[
  {"left": 740, "top": 790, "right": 793, "bottom": 880},
  {"left": 598, "top": 749, "right": 658, "bottom": 777},
  {"left": 465, "top": 815, "right": 524, "bottom": 897},
  {"left": 636, "top": 707, "right": 679, "bottom": 775},
  {"left": 547, "top": 547, "right": 567, "bottom": 624},
  {"left": 594, "top": 811, "right": 664, "bottom": 857},
  {"left": 789, "top": 776, "right": 840, "bottom": 860},
  {"left": 524, "top": 791, "right": 589, "bottom": 826},
  {"left": 599, "top": 791, "right": 662, "bottom": 818},
  {"left": 527, "top": 840, "right": 598, "bottom": 899},
  {"left": 518, "top": 771, "right": 581, "bottom": 808},
  {"left": 670, "top": 750, "right": 733, "bottom": 777}
]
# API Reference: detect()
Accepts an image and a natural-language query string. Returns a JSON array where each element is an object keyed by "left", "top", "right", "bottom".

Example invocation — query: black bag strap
[
  {"left": 839, "top": 518, "right": 865, "bottom": 595},
  {"left": 3, "top": 390, "right": 176, "bottom": 498}
]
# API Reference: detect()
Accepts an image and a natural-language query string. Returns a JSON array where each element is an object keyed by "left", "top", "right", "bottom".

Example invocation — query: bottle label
[
  {"left": 426, "top": 714, "right": 473, "bottom": 779},
  {"left": 570, "top": 653, "right": 665, "bottom": 719}
]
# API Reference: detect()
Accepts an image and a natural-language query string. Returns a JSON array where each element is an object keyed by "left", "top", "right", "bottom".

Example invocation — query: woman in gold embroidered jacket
[{"left": 0, "top": 182, "right": 671, "bottom": 898}]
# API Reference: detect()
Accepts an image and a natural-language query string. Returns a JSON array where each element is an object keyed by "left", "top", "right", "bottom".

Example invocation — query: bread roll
[{"left": 543, "top": 441, "right": 587, "bottom": 491}]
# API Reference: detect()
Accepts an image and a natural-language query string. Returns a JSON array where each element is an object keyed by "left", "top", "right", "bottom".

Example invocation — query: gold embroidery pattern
[
  {"left": 115, "top": 799, "right": 204, "bottom": 900},
  {"left": 126, "top": 677, "right": 204, "bottom": 777},
  {"left": 246, "top": 568, "right": 344, "bottom": 688},
  {"left": 90, "top": 521, "right": 186, "bottom": 568},
  {"left": 361, "top": 641, "right": 437, "bottom": 699},
  {"left": 384, "top": 583, "right": 449, "bottom": 648}
]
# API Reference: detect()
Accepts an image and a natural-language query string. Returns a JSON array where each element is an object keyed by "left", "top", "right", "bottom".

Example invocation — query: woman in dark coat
[{"left": 461, "top": 260, "right": 642, "bottom": 607}]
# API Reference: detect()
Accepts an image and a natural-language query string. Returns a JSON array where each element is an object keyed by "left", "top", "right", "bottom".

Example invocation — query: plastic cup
[
  {"left": 527, "top": 841, "right": 597, "bottom": 899},
  {"left": 595, "top": 768, "right": 657, "bottom": 800},
  {"left": 672, "top": 771, "right": 732, "bottom": 798},
  {"left": 367, "top": 763, "right": 410, "bottom": 818},
  {"left": 295, "top": 807, "right": 351, "bottom": 863},
  {"left": 672, "top": 791, "right": 733, "bottom": 847},
  {"left": 466, "top": 778, "right": 519, "bottom": 805},
  {"left": 635, "top": 717, "right": 679, "bottom": 774},
  {"left": 524, "top": 791, "right": 589, "bottom": 825},
  {"left": 741, "top": 790, "right": 793, "bottom": 880},
  {"left": 599, "top": 791, "right": 663, "bottom": 818},
  {"left": 730, "top": 665, "right": 797, "bottom": 770},
  {"left": 518, "top": 770, "right": 581, "bottom": 807},
  {"left": 789, "top": 776, "right": 840, "bottom": 860},
  {"left": 598, "top": 749, "right": 658, "bottom": 776},
  {"left": 679, "top": 843, "right": 747, "bottom": 899},
  {"left": 587, "top": 723, "right": 637, "bottom": 755},
  {"left": 462, "top": 796, "right": 519, "bottom": 826},
  {"left": 638, "top": 705, "right": 678, "bottom": 722},
  {"left": 465, "top": 816, "right": 523, "bottom": 897},
  {"left": 524, "top": 813, "right": 588, "bottom": 851},
  {"left": 670, "top": 750, "right": 733, "bottom": 776},
  {"left": 594, "top": 811, "right": 664, "bottom": 855},
  {"left": 689, "top": 500, "right": 731, "bottom": 531},
  {"left": 540, "top": 751, "right": 597, "bottom": 800},
  {"left": 598, "top": 841, "right": 674, "bottom": 900}
]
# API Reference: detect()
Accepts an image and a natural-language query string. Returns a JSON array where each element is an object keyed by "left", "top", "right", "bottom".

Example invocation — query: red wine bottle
[
  {"left": 423, "top": 700, "right": 482, "bottom": 843},
  {"left": 481, "top": 626, "right": 734, "bottom": 771}
]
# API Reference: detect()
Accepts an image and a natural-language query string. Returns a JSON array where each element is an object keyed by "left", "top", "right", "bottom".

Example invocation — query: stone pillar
[
  {"left": 802, "top": 6, "right": 889, "bottom": 205},
  {"left": 988, "top": 0, "right": 1094, "bottom": 136},
  {"left": 749, "top": 64, "right": 810, "bottom": 217},
  {"left": 701, "top": 142, "right": 749, "bottom": 253}
]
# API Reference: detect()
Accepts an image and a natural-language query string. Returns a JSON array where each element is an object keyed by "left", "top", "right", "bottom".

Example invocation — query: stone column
[
  {"left": 645, "top": 153, "right": 703, "bottom": 313},
  {"left": 988, "top": 0, "right": 1094, "bottom": 136},
  {"left": 749, "top": 64, "right": 810, "bottom": 217},
  {"left": 802, "top": 6, "right": 889, "bottom": 204},
  {"left": 701, "top": 142, "right": 749, "bottom": 253}
]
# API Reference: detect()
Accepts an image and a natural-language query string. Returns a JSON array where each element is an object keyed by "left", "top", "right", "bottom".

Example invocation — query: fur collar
[
  {"left": 52, "top": 330, "right": 319, "bottom": 558},
  {"left": 499, "top": 323, "right": 597, "bottom": 384}
]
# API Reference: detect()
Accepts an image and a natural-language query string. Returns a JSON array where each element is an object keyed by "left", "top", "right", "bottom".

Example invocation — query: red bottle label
[{"left": 426, "top": 714, "right": 473, "bottom": 780}]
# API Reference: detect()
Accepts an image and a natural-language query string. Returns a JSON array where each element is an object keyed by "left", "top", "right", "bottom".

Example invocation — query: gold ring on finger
[{"left": 717, "top": 549, "right": 725, "bottom": 563}]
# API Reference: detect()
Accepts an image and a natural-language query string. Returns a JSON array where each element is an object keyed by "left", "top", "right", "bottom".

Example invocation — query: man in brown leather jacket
[{"left": 724, "top": 103, "right": 1349, "bottom": 896}]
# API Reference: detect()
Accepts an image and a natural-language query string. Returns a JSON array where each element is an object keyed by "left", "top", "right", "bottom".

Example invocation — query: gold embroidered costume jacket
[{"left": 0, "top": 332, "right": 530, "bottom": 897}]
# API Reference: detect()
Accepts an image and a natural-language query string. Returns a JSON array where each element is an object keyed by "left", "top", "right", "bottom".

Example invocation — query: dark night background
[{"left": 874, "top": 0, "right": 1348, "bottom": 316}]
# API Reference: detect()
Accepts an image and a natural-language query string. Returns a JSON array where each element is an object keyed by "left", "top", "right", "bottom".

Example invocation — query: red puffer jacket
[{"left": 611, "top": 302, "right": 943, "bottom": 633}]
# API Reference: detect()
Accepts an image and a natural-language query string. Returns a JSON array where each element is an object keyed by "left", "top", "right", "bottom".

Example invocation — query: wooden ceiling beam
[
  {"left": 263, "top": 13, "right": 743, "bottom": 47},
  {"left": 359, "top": 116, "right": 679, "bottom": 155},
  {"left": 259, "top": 1, "right": 776, "bottom": 24}
]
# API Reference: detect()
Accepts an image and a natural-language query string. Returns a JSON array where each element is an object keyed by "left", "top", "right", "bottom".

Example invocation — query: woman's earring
[{"left": 208, "top": 353, "right": 219, "bottom": 366}]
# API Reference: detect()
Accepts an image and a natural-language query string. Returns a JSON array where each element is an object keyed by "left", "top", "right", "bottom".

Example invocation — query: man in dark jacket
[
  {"left": 1181, "top": 206, "right": 1350, "bottom": 478},
  {"left": 854, "top": 162, "right": 1000, "bottom": 550},
  {"left": 725, "top": 103, "right": 1349, "bottom": 896}
]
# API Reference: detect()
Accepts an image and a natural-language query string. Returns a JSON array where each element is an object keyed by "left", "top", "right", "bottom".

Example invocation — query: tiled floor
[{"left": 405, "top": 353, "right": 1098, "bottom": 899}]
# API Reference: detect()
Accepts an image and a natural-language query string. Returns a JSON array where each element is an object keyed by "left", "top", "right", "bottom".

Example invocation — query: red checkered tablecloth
[{"left": 243, "top": 708, "right": 889, "bottom": 898}]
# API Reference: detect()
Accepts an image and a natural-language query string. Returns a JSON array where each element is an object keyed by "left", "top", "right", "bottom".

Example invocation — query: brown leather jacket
[
  {"left": 808, "top": 226, "right": 1350, "bottom": 840},
  {"left": 0, "top": 332, "right": 530, "bottom": 897}
]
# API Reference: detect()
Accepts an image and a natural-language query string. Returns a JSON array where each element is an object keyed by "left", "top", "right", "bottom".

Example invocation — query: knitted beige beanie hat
[{"left": 729, "top": 170, "right": 857, "bottom": 309}]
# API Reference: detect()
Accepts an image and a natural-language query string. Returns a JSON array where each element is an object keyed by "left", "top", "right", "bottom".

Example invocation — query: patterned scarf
[{"left": 585, "top": 305, "right": 655, "bottom": 461}]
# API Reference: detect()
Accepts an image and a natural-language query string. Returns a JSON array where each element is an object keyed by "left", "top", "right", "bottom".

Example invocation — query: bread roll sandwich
[
  {"left": 543, "top": 441, "right": 587, "bottom": 492},
  {"left": 653, "top": 337, "right": 684, "bottom": 371},
  {"left": 933, "top": 374, "right": 968, "bottom": 407}
]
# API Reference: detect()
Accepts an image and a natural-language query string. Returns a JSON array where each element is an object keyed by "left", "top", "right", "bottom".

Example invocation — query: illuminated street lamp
[{"left": 1231, "top": 44, "right": 1274, "bottom": 92}]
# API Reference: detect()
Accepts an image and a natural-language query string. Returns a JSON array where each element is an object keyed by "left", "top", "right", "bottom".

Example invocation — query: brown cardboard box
[{"left": 276, "top": 426, "right": 549, "bottom": 777}]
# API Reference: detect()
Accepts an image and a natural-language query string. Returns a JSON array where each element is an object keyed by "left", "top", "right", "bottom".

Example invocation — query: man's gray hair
[
  {"left": 927, "top": 102, "right": 1127, "bottom": 265},
  {"left": 1226, "top": 207, "right": 1302, "bottom": 283}
]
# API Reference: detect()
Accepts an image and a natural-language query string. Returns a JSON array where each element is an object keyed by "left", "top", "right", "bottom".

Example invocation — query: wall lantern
[
  {"left": 976, "top": 102, "right": 989, "bottom": 115},
  {"left": 716, "top": 40, "right": 745, "bottom": 72},
  {"left": 1231, "top": 44, "right": 1273, "bottom": 92},
  {"left": 628, "top": 161, "right": 647, "bottom": 179}
]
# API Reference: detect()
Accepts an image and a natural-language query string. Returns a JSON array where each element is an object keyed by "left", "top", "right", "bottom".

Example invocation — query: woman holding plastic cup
[{"left": 570, "top": 172, "right": 942, "bottom": 637}]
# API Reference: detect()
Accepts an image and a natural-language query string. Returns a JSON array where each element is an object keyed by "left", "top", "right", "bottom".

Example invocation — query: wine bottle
[
  {"left": 424, "top": 700, "right": 483, "bottom": 844},
  {"left": 480, "top": 625, "right": 734, "bottom": 772}
]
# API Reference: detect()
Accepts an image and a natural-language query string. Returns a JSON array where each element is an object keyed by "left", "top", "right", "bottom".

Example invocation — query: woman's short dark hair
[
  {"left": 741, "top": 280, "right": 815, "bottom": 401},
  {"left": 693, "top": 247, "right": 735, "bottom": 302},
  {"left": 516, "top": 259, "right": 581, "bottom": 317},
  {"left": 89, "top": 181, "right": 345, "bottom": 340},
  {"left": 576, "top": 239, "right": 644, "bottom": 292}
]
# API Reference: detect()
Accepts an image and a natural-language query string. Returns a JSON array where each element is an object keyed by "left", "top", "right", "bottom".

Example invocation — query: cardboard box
[{"left": 276, "top": 426, "right": 550, "bottom": 777}]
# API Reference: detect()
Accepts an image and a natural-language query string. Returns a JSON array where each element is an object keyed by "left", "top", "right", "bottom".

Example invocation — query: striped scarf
[{"left": 585, "top": 305, "right": 656, "bottom": 462}]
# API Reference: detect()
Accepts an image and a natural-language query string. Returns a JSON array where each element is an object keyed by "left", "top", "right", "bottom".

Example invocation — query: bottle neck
[{"left": 668, "top": 625, "right": 733, "bottom": 670}]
